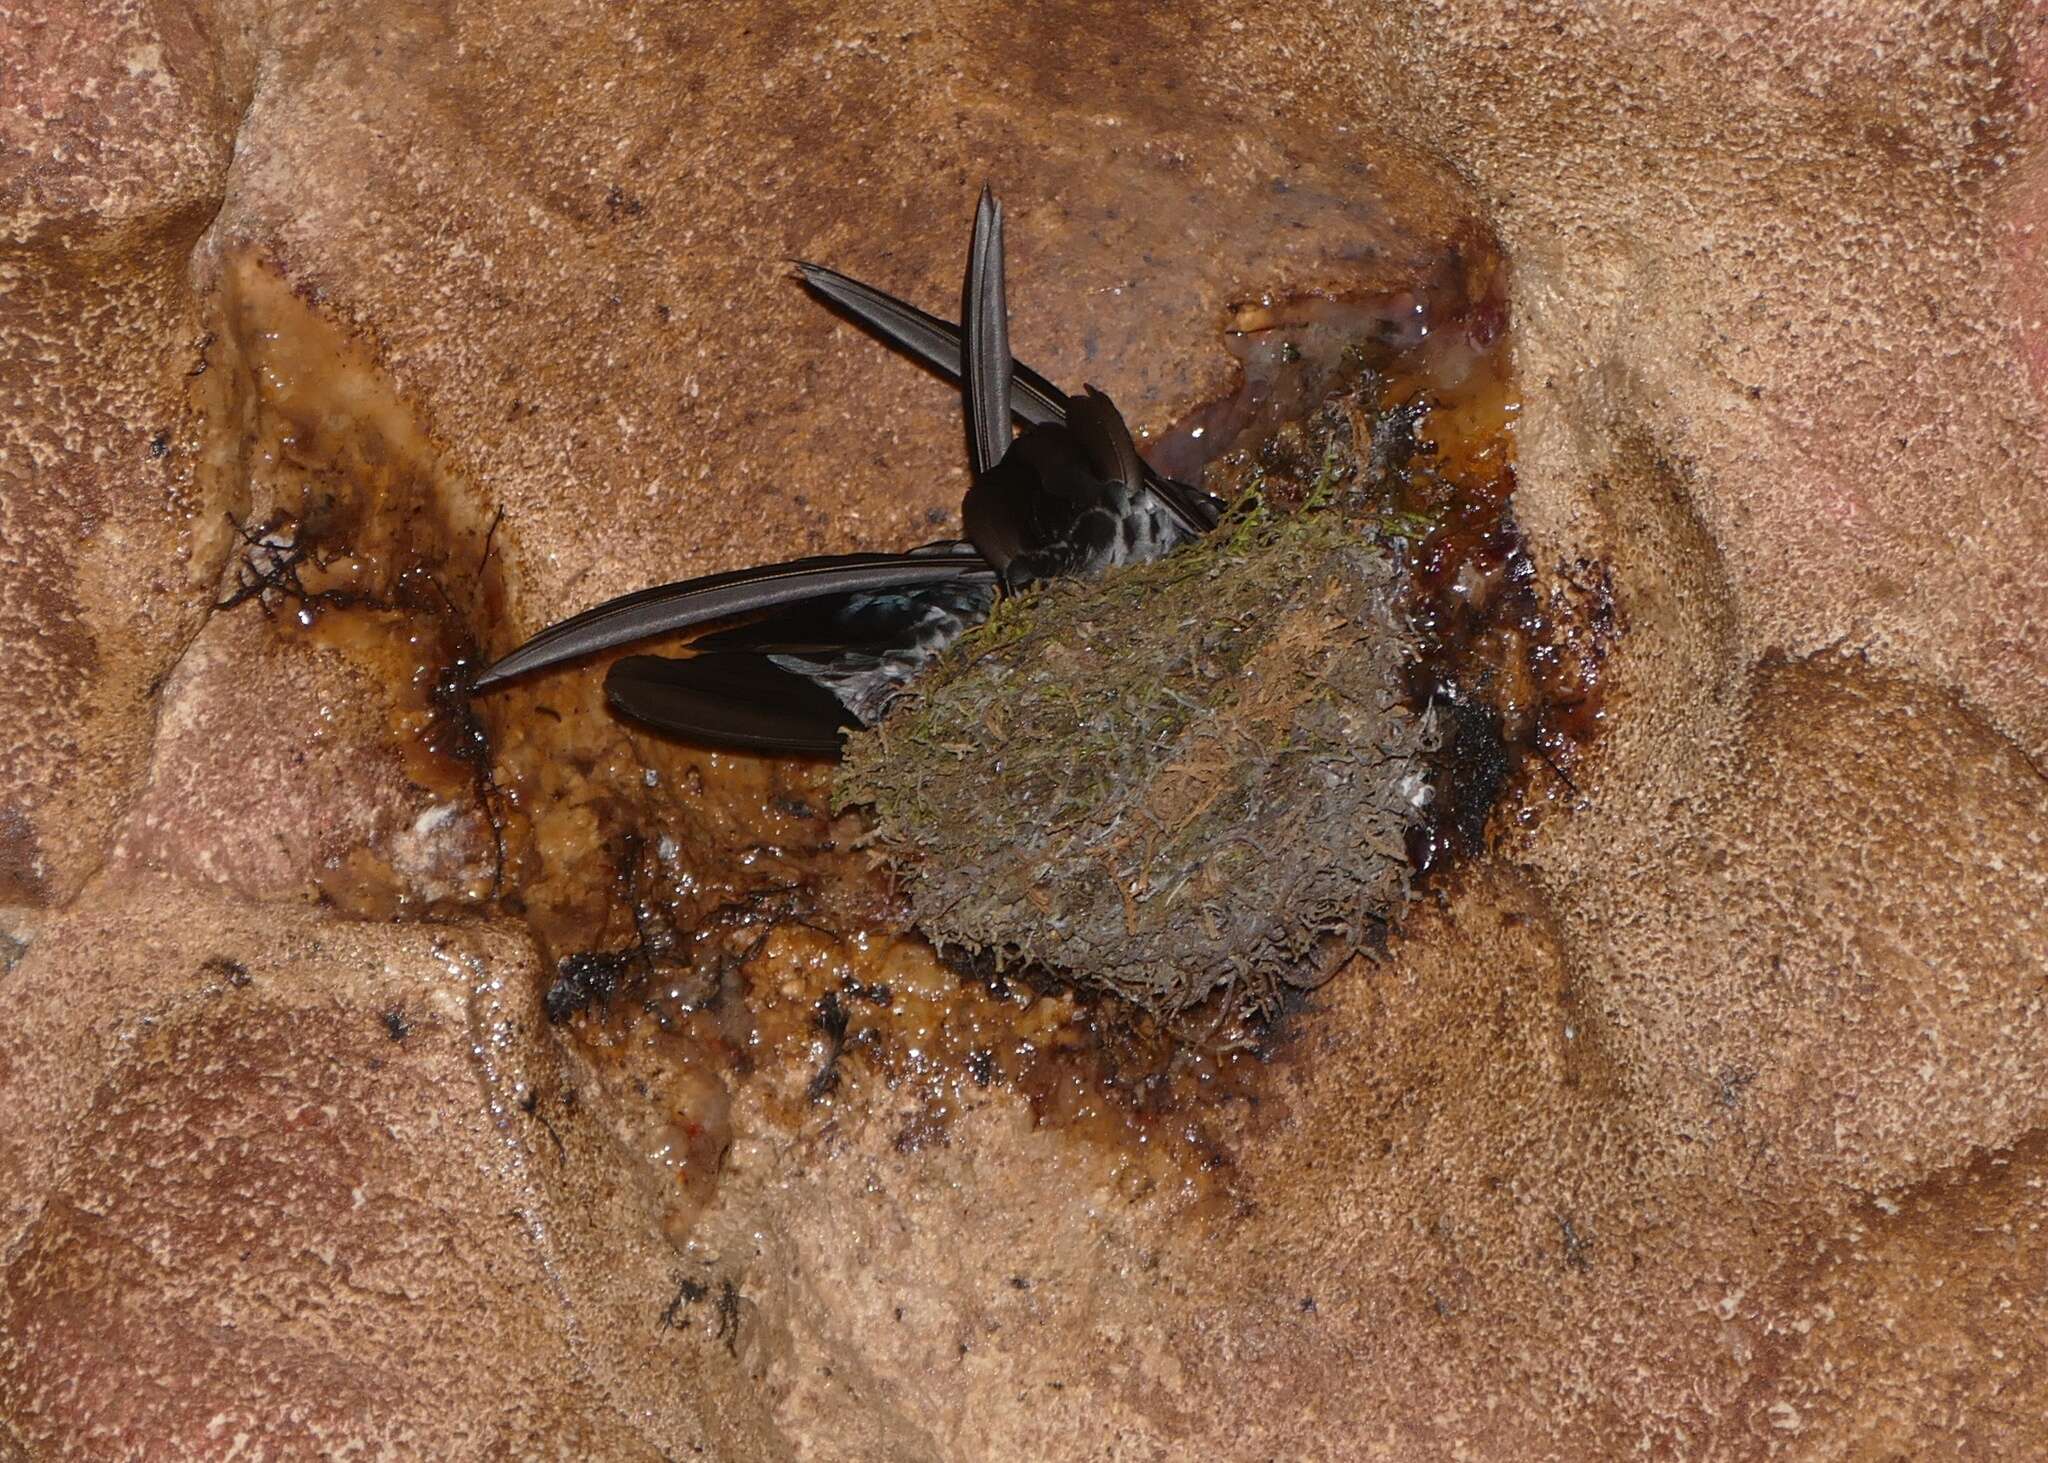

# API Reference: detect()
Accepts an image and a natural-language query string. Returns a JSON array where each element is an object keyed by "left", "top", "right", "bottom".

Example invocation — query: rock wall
[{"left": 3, "top": 1, "right": 2043, "bottom": 1456}]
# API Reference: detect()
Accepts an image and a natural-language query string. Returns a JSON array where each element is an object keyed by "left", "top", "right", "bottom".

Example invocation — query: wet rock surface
[{"left": 4, "top": 1, "right": 2046, "bottom": 1458}]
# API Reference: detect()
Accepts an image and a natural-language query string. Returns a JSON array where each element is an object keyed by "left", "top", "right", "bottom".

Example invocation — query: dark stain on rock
[
  {"left": 659, "top": 1275, "right": 710, "bottom": 1332},
  {"left": 0, "top": 803, "right": 50, "bottom": 906},
  {"left": 715, "top": 1278, "right": 742, "bottom": 1356},
  {"left": 200, "top": 954, "right": 251, "bottom": 988}
]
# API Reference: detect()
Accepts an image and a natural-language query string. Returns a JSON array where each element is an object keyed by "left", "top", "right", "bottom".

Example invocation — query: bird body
[{"left": 472, "top": 187, "right": 1219, "bottom": 754}]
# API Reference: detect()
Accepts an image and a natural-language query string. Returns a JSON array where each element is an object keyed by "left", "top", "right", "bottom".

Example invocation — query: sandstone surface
[{"left": 3, "top": 1, "right": 2044, "bottom": 1457}]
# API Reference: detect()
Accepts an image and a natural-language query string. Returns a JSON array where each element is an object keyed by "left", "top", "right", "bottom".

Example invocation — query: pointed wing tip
[
  {"left": 602, "top": 654, "right": 661, "bottom": 719},
  {"left": 468, "top": 654, "right": 526, "bottom": 691},
  {"left": 973, "top": 185, "right": 1003, "bottom": 244},
  {"left": 602, "top": 652, "right": 657, "bottom": 690},
  {"left": 793, "top": 260, "right": 859, "bottom": 303}
]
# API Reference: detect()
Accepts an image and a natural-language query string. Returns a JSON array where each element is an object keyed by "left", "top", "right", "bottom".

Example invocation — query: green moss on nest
[{"left": 839, "top": 499, "right": 1434, "bottom": 1032}]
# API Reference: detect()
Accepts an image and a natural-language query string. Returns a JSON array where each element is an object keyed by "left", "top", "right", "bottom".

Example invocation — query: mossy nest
[{"left": 838, "top": 500, "right": 1435, "bottom": 1030}]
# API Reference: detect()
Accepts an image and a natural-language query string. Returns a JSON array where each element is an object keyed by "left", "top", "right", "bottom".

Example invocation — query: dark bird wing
[
  {"left": 962, "top": 185, "right": 1014, "bottom": 477},
  {"left": 793, "top": 260, "right": 1070, "bottom": 429},
  {"left": 795, "top": 240, "right": 1223, "bottom": 537},
  {"left": 606, "top": 653, "right": 858, "bottom": 755},
  {"left": 957, "top": 200, "right": 1182, "bottom": 587},
  {"left": 471, "top": 544, "right": 993, "bottom": 689},
  {"left": 604, "top": 572, "right": 995, "bottom": 753},
  {"left": 1068, "top": 385, "right": 1148, "bottom": 497}
]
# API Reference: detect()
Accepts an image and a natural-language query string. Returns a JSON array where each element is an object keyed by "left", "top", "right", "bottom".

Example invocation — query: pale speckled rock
[
  {"left": 108, "top": 606, "right": 493, "bottom": 906},
  {"left": 3, "top": 0, "right": 2046, "bottom": 1457},
  {"left": 1268, "top": 0, "right": 2048, "bottom": 760},
  {"left": 0, "top": 0, "right": 254, "bottom": 903},
  {"left": 0, "top": 881, "right": 779, "bottom": 1457}
]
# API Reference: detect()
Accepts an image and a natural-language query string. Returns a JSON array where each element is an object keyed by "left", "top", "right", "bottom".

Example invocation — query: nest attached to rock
[{"left": 838, "top": 498, "right": 1434, "bottom": 1031}]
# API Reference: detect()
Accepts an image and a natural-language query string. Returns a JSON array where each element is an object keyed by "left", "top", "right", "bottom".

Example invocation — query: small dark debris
[
  {"left": 716, "top": 1278, "right": 742, "bottom": 1356},
  {"left": 381, "top": 1006, "right": 410, "bottom": 1042},
  {"left": 604, "top": 184, "right": 647, "bottom": 220},
  {"left": 1407, "top": 696, "right": 1512, "bottom": 873},
  {"left": 964, "top": 1048, "right": 997, "bottom": 1087},
  {"left": 1716, "top": 1066, "right": 1756, "bottom": 1110},
  {"left": 216, "top": 513, "right": 322, "bottom": 614},
  {"left": 477, "top": 504, "right": 504, "bottom": 574},
  {"left": 518, "top": 1088, "right": 539, "bottom": 1115},
  {"left": 1008, "top": 1276, "right": 1030, "bottom": 1291},
  {"left": 545, "top": 949, "right": 633, "bottom": 1023},
  {"left": 1558, "top": 1214, "right": 1592, "bottom": 1273},
  {"left": 148, "top": 431, "right": 170, "bottom": 459},
  {"left": 804, "top": 989, "right": 850, "bottom": 1103},
  {"left": 660, "top": 1275, "right": 710, "bottom": 1331},
  {"left": 1299, "top": 1295, "right": 1317, "bottom": 1314},
  {"left": 530, "top": 1105, "right": 567, "bottom": 1160},
  {"left": 893, "top": 1104, "right": 950, "bottom": 1153},
  {"left": 200, "top": 955, "right": 251, "bottom": 988},
  {"left": 816, "top": 989, "right": 849, "bottom": 1042}
]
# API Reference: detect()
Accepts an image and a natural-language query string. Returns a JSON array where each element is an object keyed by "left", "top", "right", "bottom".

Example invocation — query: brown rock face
[
  {"left": 0, "top": 1, "right": 251, "bottom": 902},
  {"left": 3, "top": 1, "right": 2044, "bottom": 1458}
]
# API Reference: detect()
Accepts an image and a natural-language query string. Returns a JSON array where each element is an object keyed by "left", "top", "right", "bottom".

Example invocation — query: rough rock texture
[
  {"left": 107, "top": 606, "right": 495, "bottom": 907},
  {"left": 0, "top": 882, "right": 778, "bottom": 1457},
  {"left": 0, "top": 0, "right": 253, "bottom": 903},
  {"left": 4, "top": 0, "right": 2046, "bottom": 1459}
]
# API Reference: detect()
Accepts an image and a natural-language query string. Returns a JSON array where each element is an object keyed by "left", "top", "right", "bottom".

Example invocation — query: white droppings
[{"left": 411, "top": 803, "right": 458, "bottom": 838}]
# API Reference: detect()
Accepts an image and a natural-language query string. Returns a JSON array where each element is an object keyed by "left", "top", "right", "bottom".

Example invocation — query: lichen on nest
[{"left": 838, "top": 485, "right": 1435, "bottom": 1032}]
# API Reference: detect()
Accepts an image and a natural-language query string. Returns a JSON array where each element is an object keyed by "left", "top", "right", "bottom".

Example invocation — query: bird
[{"left": 469, "top": 187, "right": 1222, "bottom": 755}]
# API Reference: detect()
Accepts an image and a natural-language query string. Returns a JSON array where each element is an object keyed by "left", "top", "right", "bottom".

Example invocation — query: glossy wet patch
[{"left": 1172, "top": 242, "right": 1612, "bottom": 871}]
